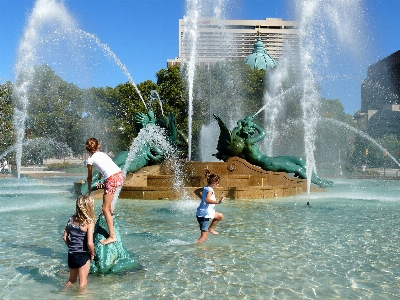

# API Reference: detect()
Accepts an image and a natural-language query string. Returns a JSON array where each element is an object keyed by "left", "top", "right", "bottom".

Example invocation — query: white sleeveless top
[{"left": 86, "top": 151, "right": 121, "bottom": 179}]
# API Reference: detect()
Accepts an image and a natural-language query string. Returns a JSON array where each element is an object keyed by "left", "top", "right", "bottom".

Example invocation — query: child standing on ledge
[
  {"left": 85, "top": 137, "right": 124, "bottom": 245},
  {"left": 194, "top": 168, "right": 226, "bottom": 243},
  {"left": 63, "top": 195, "right": 95, "bottom": 290}
]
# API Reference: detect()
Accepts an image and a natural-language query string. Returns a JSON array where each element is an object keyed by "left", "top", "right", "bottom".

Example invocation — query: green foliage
[
  {"left": 112, "top": 80, "right": 158, "bottom": 150},
  {"left": 156, "top": 65, "right": 187, "bottom": 130},
  {"left": 45, "top": 162, "right": 85, "bottom": 173},
  {"left": 27, "top": 65, "right": 85, "bottom": 156},
  {"left": 0, "top": 81, "right": 14, "bottom": 155},
  {"left": 2, "top": 61, "right": 375, "bottom": 175},
  {"left": 22, "top": 137, "right": 72, "bottom": 165},
  {"left": 362, "top": 135, "right": 400, "bottom": 168}
]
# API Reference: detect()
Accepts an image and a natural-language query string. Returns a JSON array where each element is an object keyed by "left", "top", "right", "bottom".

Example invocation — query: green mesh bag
[{"left": 90, "top": 214, "right": 139, "bottom": 274}]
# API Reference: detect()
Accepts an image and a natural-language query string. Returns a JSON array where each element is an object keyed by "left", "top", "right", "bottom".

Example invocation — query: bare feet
[
  {"left": 209, "top": 229, "right": 219, "bottom": 235},
  {"left": 99, "top": 237, "right": 117, "bottom": 245}
]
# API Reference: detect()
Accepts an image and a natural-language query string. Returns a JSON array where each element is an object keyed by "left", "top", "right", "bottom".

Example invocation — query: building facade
[
  {"left": 167, "top": 18, "right": 298, "bottom": 67},
  {"left": 355, "top": 50, "right": 400, "bottom": 138}
]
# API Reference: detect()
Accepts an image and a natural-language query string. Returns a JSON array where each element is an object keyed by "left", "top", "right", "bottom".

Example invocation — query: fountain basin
[{"left": 75, "top": 157, "right": 324, "bottom": 200}]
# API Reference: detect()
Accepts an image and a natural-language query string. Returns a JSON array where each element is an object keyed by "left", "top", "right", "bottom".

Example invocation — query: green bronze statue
[
  {"left": 90, "top": 215, "right": 139, "bottom": 274},
  {"left": 80, "top": 110, "right": 187, "bottom": 195},
  {"left": 213, "top": 114, "right": 333, "bottom": 188}
]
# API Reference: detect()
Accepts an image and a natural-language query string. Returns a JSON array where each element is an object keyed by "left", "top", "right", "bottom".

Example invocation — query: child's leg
[
  {"left": 197, "top": 230, "right": 209, "bottom": 243},
  {"left": 196, "top": 217, "right": 210, "bottom": 243},
  {"left": 64, "top": 268, "right": 78, "bottom": 289},
  {"left": 209, "top": 212, "right": 224, "bottom": 235},
  {"left": 100, "top": 193, "right": 117, "bottom": 245},
  {"left": 77, "top": 259, "right": 91, "bottom": 288}
]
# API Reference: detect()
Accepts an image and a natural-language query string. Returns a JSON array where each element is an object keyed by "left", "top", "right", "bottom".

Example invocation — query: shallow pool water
[{"left": 1, "top": 176, "right": 400, "bottom": 299}]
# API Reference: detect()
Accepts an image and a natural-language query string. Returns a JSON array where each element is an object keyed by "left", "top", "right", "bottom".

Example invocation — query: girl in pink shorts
[{"left": 85, "top": 137, "right": 124, "bottom": 245}]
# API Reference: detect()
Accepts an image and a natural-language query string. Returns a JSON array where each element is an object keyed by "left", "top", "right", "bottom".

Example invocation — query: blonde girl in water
[
  {"left": 63, "top": 195, "right": 95, "bottom": 290},
  {"left": 85, "top": 137, "right": 124, "bottom": 245},
  {"left": 194, "top": 169, "right": 226, "bottom": 243}
]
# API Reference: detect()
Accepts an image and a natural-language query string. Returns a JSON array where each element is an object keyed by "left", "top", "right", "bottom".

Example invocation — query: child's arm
[
  {"left": 194, "top": 188, "right": 203, "bottom": 199},
  {"left": 62, "top": 225, "right": 70, "bottom": 247},
  {"left": 205, "top": 191, "right": 226, "bottom": 204},
  {"left": 87, "top": 222, "right": 95, "bottom": 260},
  {"left": 87, "top": 164, "right": 93, "bottom": 195}
]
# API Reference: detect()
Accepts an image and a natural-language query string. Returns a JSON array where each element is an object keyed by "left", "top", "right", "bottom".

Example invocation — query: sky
[{"left": 0, "top": 0, "right": 399, "bottom": 115}]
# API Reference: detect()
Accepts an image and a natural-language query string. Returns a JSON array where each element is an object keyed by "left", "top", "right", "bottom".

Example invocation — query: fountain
[
  {"left": 6, "top": 0, "right": 394, "bottom": 194},
  {"left": 3, "top": 0, "right": 400, "bottom": 297}
]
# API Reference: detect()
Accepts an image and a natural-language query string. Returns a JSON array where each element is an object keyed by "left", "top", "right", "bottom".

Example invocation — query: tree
[
  {"left": 0, "top": 81, "right": 14, "bottom": 156},
  {"left": 22, "top": 137, "right": 72, "bottom": 165},
  {"left": 27, "top": 65, "right": 85, "bottom": 155},
  {"left": 111, "top": 80, "right": 160, "bottom": 150},
  {"left": 156, "top": 65, "right": 187, "bottom": 129}
]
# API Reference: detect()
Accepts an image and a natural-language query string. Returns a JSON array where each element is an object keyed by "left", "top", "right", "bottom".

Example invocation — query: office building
[
  {"left": 355, "top": 50, "right": 400, "bottom": 138},
  {"left": 167, "top": 18, "right": 299, "bottom": 67}
]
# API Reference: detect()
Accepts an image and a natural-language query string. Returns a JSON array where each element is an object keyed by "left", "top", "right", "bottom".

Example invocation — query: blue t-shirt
[{"left": 196, "top": 186, "right": 216, "bottom": 219}]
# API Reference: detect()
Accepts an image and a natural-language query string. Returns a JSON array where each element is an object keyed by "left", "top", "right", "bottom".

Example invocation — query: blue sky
[{"left": 0, "top": 0, "right": 399, "bottom": 115}]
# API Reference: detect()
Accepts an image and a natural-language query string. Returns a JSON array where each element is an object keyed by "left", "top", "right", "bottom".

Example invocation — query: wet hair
[
  {"left": 75, "top": 195, "right": 95, "bottom": 225},
  {"left": 86, "top": 137, "right": 99, "bottom": 153},
  {"left": 204, "top": 168, "right": 220, "bottom": 185}
]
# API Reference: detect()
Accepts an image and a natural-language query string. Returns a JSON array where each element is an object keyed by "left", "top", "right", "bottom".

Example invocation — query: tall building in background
[
  {"left": 355, "top": 50, "right": 400, "bottom": 138},
  {"left": 167, "top": 18, "right": 298, "bottom": 68}
]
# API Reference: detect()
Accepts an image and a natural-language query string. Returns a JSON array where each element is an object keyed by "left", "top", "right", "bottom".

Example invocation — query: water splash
[
  {"left": 1, "top": 137, "right": 72, "bottom": 171},
  {"left": 112, "top": 125, "right": 188, "bottom": 209},
  {"left": 13, "top": 0, "right": 75, "bottom": 180},
  {"left": 0, "top": 146, "right": 17, "bottom": 161},
  {"left": 277, "top": 117, "right": 400, "bottom": 169}
]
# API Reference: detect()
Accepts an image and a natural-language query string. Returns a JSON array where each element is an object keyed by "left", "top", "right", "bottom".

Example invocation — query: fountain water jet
[
  {"left": 150, "top": 90, "right": 164, "bottom": 116},
  {"left": 276, "top": 117, "right": 400, "bottom": 170},
  {"left": 320, "top": 118, "right": 400, "bottom": 167},
  {"left": 12, "top": 0, "right": 149, "bottom": 181},
  {"left": 255, "top": 0, "right": 367, "bottom": 194},
  {"left": 64, "top": 28, "right": 148, "bottom": 111},
  {"left": 112, "top": 123, "right": 189, "bottom": 209},
  {"left": 182, "top": 0, "right": 200, "bottom": 161},
  {"left": 13, "top": 0, "right": 75, "bottom": 181},
  {"left": 182, "top": 0, "right": 233, "bottom": 161}
]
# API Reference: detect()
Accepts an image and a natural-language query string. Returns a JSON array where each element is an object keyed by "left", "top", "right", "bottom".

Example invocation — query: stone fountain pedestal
[{"left": 76, "top": 156, "right": 323, "bottom": 200}]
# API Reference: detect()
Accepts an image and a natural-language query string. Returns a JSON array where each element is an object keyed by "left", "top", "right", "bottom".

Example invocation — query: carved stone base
[{"left": 76, "top": 157, "right": 323, "bottom": 200}]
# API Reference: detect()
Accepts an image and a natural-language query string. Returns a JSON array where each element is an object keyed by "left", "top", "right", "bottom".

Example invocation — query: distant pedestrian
[
  {"left": 2, "top": 158, "right": 9, "bottom": 174},
  {"left": 362, "top": 164, "right": 366, "bottom": 175}
]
